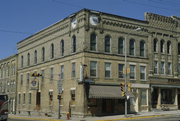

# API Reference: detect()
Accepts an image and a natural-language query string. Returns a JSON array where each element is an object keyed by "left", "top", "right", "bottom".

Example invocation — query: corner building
[{"left": 16, "top": 9, "right": 180, "bottom": 116}]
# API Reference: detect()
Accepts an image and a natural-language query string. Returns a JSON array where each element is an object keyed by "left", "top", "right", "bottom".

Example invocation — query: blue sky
[{"left": 0, "top": 0, "right": 180, "bottom": 59}]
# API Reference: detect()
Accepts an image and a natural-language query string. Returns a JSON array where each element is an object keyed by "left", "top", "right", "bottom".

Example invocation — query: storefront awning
[{"left": 89, "top": 85, "right": 134, "bottom": 99}]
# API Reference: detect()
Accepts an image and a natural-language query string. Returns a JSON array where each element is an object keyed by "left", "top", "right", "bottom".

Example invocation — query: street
[{"left": 7, "top": 115, "right": 180, "bottom": 121}]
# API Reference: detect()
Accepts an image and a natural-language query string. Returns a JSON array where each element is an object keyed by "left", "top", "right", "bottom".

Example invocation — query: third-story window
[
  {"left": 60, "top": 65, "right": 64, "bottom": 79},
  {"left": 42, "top": 47, "right": 45, "bottom": 62},
  {"left": 130, "top": 65, "right": 136, "bottom": 79},
  {"left": 153, "top": 39, "right": 158, "bottom": 52},
  {"left": 154, "top": 61, "right": 158, "bottom": 74},
  {"left": 72, "top": 35, "right": 76, "bottom": 53},
  {"left": 34, "top": 50, "right": 37, "bottom": 64},
  {"left": 21, "top": 74, "right": 23, "bottom": 85},
  {"left": 104, "top": 35, "right": 111, "bottom": 53},
  {"left": 129, "top": 39, "right": 135, "bottom": 56},
  {"left": 105, "top": 62, "right": 111, "bottom": 78},
  {"left": 50, "top": 44, "right": 54, "bottom": 59},
  {"left": 167, "top": 41, "right": 171, "bottom": 54},
  {"left": 21, "top": 55, "right": 24, "bottom": 68},
  {"left": 160, "top": 62, "right": 165, "bottom": 74},
  {"left": 90, "top": 33, "right": 97, "bottom": 51},
  {"left": 178, "top": 43, "right": 180, "bottom": 55},
  {"left": 90, "top": 61, "right": 97, "bottom": 77},
  {"left": 61, "top": 40, "right": 64, "bottom": 56},
  {"left": 140, "top": 41, "right": 145, "bottom": 57},
  {"left": 27, "top": 53, "right": 30, "bottom": 66},
  {"left": 118, "top": 37, "right": 124, "bottom": 54},
  {"left": 167, "top": 62, "right": 172, "bottom": 75},
  {"left": 71, "top": 62, "right": 76, "bottom": 78},
  {"left": 160, "top": 40, "right": 165, "bottom": 53},
  {"left": 140, "top": 66, "right": 146, "bottom": 80},
  {"left": 118, "top": 64, "right": 124, "bottom": 78}
]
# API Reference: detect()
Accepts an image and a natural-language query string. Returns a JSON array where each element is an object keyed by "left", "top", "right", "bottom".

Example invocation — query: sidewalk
[{"left": 9, "top": 110, "right": 180, "bottom": 121}]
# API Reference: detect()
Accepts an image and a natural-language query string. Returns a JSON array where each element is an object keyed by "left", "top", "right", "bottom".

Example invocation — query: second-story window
[
  {"left": 51, "top": 44, "right": 54, "bottom": 59},
  {"left": 90, "top": 33, "right": 97, "bottom": 51},
  {"left": 160, "top": 40, "right": 165, "bottom": 53},
  {"left": 42, "top": 47, "right": 45, "bottom": 62},
  {"left": 105, "top": 62, "right": 111, "bottom": 78},
  {"left": 71, "top": 62, "right": 76, "bottom": 78},
  {"left": 154, "top": 61, "right": 158, "bottom": 74},
  {"left": 61, "top": 40, "right": 64, "bottom": 56},
  {"left": 167, "top": 41, "right": 171, "bottom": 54},
  {"left": 34, "top": 50, "right": 37, "bottom": 64},
  {"left": 178, "top": 64, "right": 180, "bottom": 75},
  {"left": 27, "top": 53, "right": 30, "bottom": 66},
  {"left": 129, "top": 39, "right": 135, "bottom": 56},
  {"left": 27, "top": 73, "right": 30, "bottom": 85},
  {"left": 72, "top": 35, "right": 76, "bottom": 53},
  {"left": 90, "top": 61, "right": 97, "bottom": 77},
  {"left": 20, "top": 74, "right": 23, "bottom": 85},
  {"left": 50, "top": 67, "right": 54, "bottom": 81},
  {"left": 153, "top": 39, "right": 158, "bottom": 52},
  {"left": 140, "top": 40, "right": 145, "bottom": 57},
  {"left": 178, "top": 43, "right": 180, "bottom": 55},
  {"left": 118, "top": 64, "right": 124, "bottom": 78},
  {"left": 167, "top": 62, "right": 172, "bottom": 75},
  {"left": 140, "top": 66, "right": 146, "bottom": 80},
  {"left": 104, "top": 35, "right": 111, "bottom": 53},
  {"left": 160, "top": 62, "right": 165, "bottom": 74},
  {"left": 41, "top": 70, "right": 45, "bottom": 82},
  {"left": 60, "top": 65, "right": 64, "bottom": 79},
  {"left": 118, "top": 37, "right": 124, "bottom": 54},
  {"left": 21, "top": 55, "right": 24, "bottom": 68},
  {"left": 130, "top": 65, "right": 136, "bottom": 79}
]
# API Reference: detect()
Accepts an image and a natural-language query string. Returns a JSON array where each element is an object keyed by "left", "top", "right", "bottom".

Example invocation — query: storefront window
[
  {"left": 161, "top": 89, "right": 175, "bottom": 104},
  {"left": 140, "top": 89, "right": 147, "bottom": 105}
]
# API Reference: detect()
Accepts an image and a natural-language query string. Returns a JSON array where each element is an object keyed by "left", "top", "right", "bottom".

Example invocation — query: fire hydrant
[{"left": 66, "top": 112, "right": 70, "bottom": 120}]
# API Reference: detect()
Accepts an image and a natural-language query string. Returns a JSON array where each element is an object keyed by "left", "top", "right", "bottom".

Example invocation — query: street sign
[{"left": 31, "top": 78, "right": 38, "bottom": 90}]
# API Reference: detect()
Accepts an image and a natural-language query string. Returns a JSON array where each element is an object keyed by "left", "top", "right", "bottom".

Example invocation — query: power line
[{"left": 0, "top": 28, "right": 32, "bottom": 35}]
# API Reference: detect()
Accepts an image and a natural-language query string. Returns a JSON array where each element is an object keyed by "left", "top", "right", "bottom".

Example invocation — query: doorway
[
  {"left": 102, "top": 99, "right": 115, "bottom": 115},
  {"left": 36, "top": 92, "right": 41, "bottom": 110}
]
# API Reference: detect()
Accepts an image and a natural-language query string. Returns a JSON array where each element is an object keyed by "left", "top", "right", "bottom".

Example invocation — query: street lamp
[{"left": 124, "top": 27, "right": 142, "bottom": 117}]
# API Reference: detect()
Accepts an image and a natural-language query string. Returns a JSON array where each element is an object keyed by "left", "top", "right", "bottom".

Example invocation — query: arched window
[
  {"left": 61, "top": 40, "right": 64, "bottom": 56},
  {"left": 178, "top": 43, "right": 180, "bottom": 55},
  {"left": 50, "top": 43, "right": 54, "bottom": 59},
  {"left": 42, "top": 47, "right": 45, "bottom": 62},
  {"left": 140, "top": 40, "right": 145, "bottom": 57},
  {"left": 90, "top": 33, "right": 97, "bottom": 51},
  {"left": 129, "top": 39, "right": 135, "bottom": 56},
  {"left": 21, "top": 55, "right": 24, "bottom": 68},
  {"left": 72, "top": 35, "right": 76, "bottom": 53},
  {"left": 27, "top": 53, "right": 30, "bottom": 66},
  {"left": 34, "top": 50, "right": 37, "bottom": 64},
  {"left": 118, "top": 37, "right": 124, "bottom": 54},
  {"left": 160, "top": 39, "right": 165, "bottom": 53},
  {"left": 104, "top": 35, "right": 111, "bottom": 53},
  {"left": 167, "top": 41, "right": 171, "bottom": 54},
  {"left": 153, "top": 39, "right": 158, "bottom": 52}
]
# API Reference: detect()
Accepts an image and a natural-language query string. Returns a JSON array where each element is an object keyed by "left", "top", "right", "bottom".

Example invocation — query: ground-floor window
[
  {"left": 140, "top": 89, "right": 147, "bottom": 105},
  {"left": 161, "top": 89, "right": 175, "bottom": 104}
]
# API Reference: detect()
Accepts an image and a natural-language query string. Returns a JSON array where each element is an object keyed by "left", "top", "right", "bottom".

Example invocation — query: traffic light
[
  {"left": 120, "top": 83, "right": 126, "bottom": 97},
  {"left": 31, "top": 73, "right": 42, "bottom": 77}
]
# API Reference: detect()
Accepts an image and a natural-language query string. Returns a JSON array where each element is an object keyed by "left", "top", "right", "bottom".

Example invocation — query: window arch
[
  {"left": 153, "top": 39, "right": 158, "bottom": 52},
  {"left": 27, "top": 53, "right": 30, "bottom": 66},
  {"left": 104, "top": 35, "right": 111, "bottom": 53},
  {"left": 129, "top": 39, "right": 135, "bottom": 55},
  {"left": 72, "top": 35, "right": 76, "bottom": 53},
  {"left": 167, "top": 41, "right": 171, "bottom": 54},
  {"left": 61, "top": 40, "right": 64, "bottom": 56},
  {"left": 118, "top": 37, "right": 124, "bottom": 54},
  {"left": 178, "top": 43, "right": 180, "bottom": 55},
  {"left": 90, "top": 33, "right": 97, "bottom": 51},
  {"left": 140, "top": 40, "right": 145, "bottom": 57},
  {"left": 34, "top": 50, "right": 37, "bottom": 64},
  {"left": 160, "top": 39, "right": 165, "bottom": 53},
  {"left": 42, "top": 47, "right": 45, "bottom": 62},
  {"left": 50, "top": 43, "right": 54, "bottom": 59}
]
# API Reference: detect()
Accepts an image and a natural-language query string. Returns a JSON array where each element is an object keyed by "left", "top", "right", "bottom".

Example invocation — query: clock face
[
  {"left": 71, "top": 18, "right": 77, "bottom": 29},
  {"left": 90, "top": 15, "right": 99, "bottom": 25}
]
